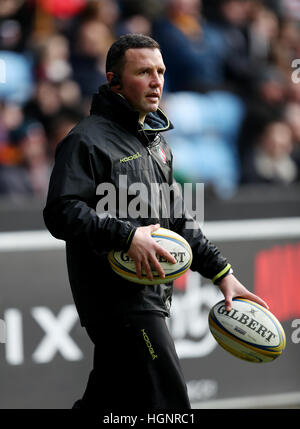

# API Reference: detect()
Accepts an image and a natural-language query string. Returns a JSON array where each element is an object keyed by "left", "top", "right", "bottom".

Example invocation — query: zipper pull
[{"left": 138, "top": 122, "right": 152, "bottom": 155}]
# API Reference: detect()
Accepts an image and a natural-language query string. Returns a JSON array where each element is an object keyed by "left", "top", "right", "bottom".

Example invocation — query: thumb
[
  {"left": 224, "top": 295, "right": 233, "bottom": 312},
  {"left": 149, "top": 223, "right": 160, "bottom": 233}
]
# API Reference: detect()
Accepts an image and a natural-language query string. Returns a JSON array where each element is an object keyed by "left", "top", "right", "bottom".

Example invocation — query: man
[{"left": 43, "top": 34, "right": 268, "bottom": 410}]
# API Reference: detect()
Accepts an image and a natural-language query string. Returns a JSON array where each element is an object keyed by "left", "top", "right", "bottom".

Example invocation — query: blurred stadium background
[{"left": 0, "top": 0, "right": 300, "bottom": 409}]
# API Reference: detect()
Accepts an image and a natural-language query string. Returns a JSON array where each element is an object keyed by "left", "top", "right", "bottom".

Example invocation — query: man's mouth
[{"left": 146, "top": 93, "right": 160, "bottom": 101}]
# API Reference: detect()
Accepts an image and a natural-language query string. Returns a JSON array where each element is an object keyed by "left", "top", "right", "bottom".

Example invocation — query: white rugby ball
[
  {"left": 108, "top": 227, "right": 192, "bottom": 285},
  {"left": 209, "top": 298, "right": 286, "bottom": 363}
]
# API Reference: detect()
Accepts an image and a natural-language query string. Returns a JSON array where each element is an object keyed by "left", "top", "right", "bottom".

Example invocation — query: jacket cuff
[
  {"left": 123, "top": 227, "right": 137, "bottom": 252},
  {"left": 212, "top": 263, "right": 232, "bottom": 285}
]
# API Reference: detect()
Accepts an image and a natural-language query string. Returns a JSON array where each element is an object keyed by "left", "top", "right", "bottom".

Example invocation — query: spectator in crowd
[
  {"left": 47, "top": 108, "right": 84, "bottom": 159},
  {"left": 16, "top": 120, "right": 50, "bottom": 195},
  {"left": 70, "top": 19, "right": 114, "bottom": 97},
  {"left": 240, "top": 119, "right": 299, "bottom": 184},
  {"left": 0, "top": 0, "right": 34, "bottom": 52},
  {"left": 0, "top": 102, "right": 26, "bottom": 195},
  {"left": 237, "top": 65, "right": 288, "bottom": 162},
  {"left": 0, "top": 118, "right": 50, "bottom": 196},
  {"left": 272, "top": 18, "right": 300, "bottom": 80},
  {"left": 248, "top": 1, "right": 279, "bottom": 64},
  {"left": 116, "top": 0, "right": 163, "bottom": 37},
  {"left": 24, "top": 79, "right": 65, "bottom": 137},
  {"left": 23, "top": 78, "right": 84, "bottom": 138},
  {"left": 282, "top": 0, "right": 300, "bottom": 20},
  {"left": 79, "top": 0, "right": 120, "bottom": 31},
  {"left": 204, "top": 0, "right": 281, "bottom": 96},
  {"left": 152, "top": 0, "right": 228, "bottom": 91},
  {"left": 285, "top": 102, "right": 300, "bottom": 172},
  {"left": 35, "top": 33, "right": 72, "bottom": 83}
]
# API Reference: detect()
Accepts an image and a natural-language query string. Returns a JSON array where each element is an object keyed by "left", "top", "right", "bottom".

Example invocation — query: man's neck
[{"left": 139, "top": 114, "right": 146, "bottom": 124}]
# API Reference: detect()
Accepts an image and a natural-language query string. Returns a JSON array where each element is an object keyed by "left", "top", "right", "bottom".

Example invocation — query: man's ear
[{"left": 107, "top": 72, "right": 122, "bottom": 89}]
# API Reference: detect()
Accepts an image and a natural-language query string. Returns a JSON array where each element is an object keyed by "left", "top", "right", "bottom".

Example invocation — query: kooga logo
[{"left": 120, "top": 152, "right": 142, "bottom": 163}]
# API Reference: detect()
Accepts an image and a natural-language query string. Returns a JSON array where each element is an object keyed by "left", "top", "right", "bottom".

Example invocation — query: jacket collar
[{"left": 90, "top": 84, "right": 173, "bottom": 136}]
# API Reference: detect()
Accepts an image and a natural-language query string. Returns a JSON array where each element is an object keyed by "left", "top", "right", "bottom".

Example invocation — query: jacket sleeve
[
  {"left": 169, "top": 178, "right": 231, "bottom": 284},
  {"left": 43, "top": 133, "right": 136, "bottom": 253}
]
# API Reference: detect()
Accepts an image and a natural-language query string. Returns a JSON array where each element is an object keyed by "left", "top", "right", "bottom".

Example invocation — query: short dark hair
[{"left": 105, "top": 34, "right": 161, "bottom": 75}]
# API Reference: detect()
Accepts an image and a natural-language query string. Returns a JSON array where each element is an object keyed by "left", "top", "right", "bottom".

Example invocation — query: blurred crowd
[{"left": 0, "top": 0, "right": 299, "bottom": 199}]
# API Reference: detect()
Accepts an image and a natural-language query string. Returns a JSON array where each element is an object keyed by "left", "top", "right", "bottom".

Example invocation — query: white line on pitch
[
  {"left": 192, "top": 390, "right": 300, "bottom": 409},
  {"left": 203, "top": 217, "right": 300, "bottom": 241},
  {"left": 0, "top": 217, "right": 299, "bottom": 252}
]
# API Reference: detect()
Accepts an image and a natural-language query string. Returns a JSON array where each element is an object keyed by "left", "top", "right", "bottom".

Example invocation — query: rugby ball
[
  {"left": 108, "top": 227, "right": 192, "bottom": 285},
  {"left": 208, "top": 298, "right": 286, "bottom": 363}
]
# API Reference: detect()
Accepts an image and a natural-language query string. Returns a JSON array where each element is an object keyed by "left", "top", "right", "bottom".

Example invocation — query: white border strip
[
  {"left": 0, "top": 217, "right": 299, "bottom": 252},
  {"left": 203, "top": 217, "right": 300, "bottom": 241},
  {"left": 192, "top": 390, "right": 300, "bottom": 409},
  {"left": 0, "top": 230, "right": 64, "bottom": 252}
]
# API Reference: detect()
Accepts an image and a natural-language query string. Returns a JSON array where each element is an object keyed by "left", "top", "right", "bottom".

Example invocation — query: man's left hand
[{"left": 217, "top": 274, "right": 269, "bottom": 312}]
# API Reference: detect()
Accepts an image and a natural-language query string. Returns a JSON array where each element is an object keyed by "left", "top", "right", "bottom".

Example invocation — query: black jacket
[{"left": 43, "top": 84, "right": 230, "bottom": 326}]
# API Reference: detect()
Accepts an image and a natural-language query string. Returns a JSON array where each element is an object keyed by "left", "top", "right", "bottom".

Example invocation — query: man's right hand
[{"left": 127, "top": 224, "right": 177, "bottom": 281}]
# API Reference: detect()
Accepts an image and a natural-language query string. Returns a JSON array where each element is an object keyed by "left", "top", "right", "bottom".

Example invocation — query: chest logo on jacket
[
  {"left": 120, "top": 152, "right": 142, "bottom": 163},
  {"left": 156, "top": 146, "right": 167, "bottom": 164}
]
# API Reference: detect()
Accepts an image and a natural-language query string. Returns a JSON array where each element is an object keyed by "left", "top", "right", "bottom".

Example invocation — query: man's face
[{"left": 115, "top": 48, "right": 166, "bottom": 122}]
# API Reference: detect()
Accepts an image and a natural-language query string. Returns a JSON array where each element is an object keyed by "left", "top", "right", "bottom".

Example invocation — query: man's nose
[{"left": 150, "top": 72, "right": 162, "bottom": 87}]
